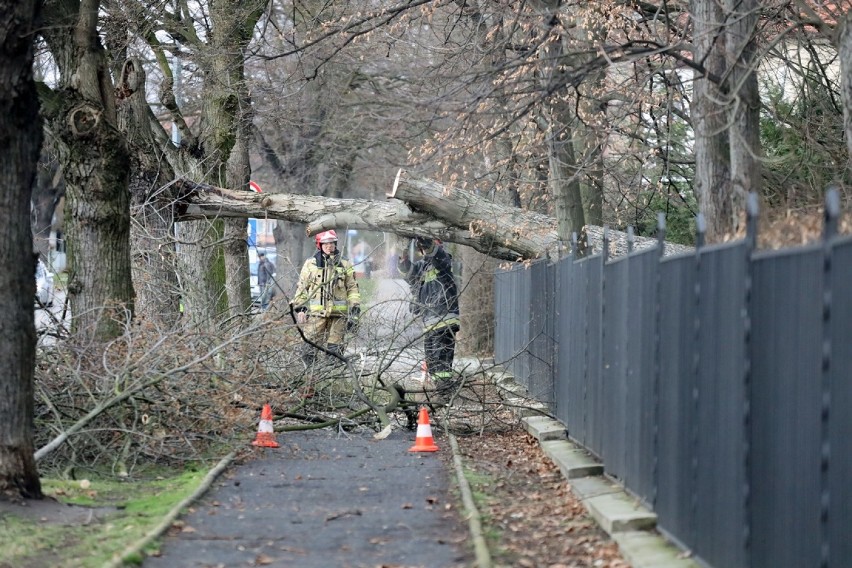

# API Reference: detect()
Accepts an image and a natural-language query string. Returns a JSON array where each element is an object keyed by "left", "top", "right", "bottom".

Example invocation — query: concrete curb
[
  {"left": 453, "top": 356, "right": 699, "bottom": 567},
  {"left": 523, "top": 416, "right": 699, "bottom": 568}
]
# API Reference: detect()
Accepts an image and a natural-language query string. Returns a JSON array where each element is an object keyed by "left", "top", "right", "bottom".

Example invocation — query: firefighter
[
  {"left": 399, "top": 236, "right": 460, "bottom": 396},
  {"left": 291, "top": 230, "right": 361, "bottom": 364}
]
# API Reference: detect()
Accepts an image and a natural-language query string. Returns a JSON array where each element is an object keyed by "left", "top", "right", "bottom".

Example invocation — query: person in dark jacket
[
  {"left": 257, "top": 252, "right": 276, "bottom": 311},
  {"left": 399, "top": 236, "right": 460, "bottom": 393}
]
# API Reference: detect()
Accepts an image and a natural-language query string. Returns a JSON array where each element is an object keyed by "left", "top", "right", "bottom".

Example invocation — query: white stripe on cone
[
  {"left": 258, "top": 419, "right": 274, "bottom": 433},
  {"left": 416, "top": 422, "right": 433, "bottom": 438}
]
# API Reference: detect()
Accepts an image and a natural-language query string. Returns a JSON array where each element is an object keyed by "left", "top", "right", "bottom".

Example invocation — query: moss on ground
[{"left": 0, "top": 468, "right": 209, "bottom": 567}]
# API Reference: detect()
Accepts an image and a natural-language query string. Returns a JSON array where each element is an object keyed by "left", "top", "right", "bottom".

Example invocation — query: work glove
[{"left": 347, "top": 305, "right": 361, "bottom": 331}]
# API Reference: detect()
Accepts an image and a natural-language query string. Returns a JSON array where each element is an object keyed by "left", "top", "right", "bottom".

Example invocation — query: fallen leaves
[{"left": 455, "top": 428, "right": 630, "bottom": 568}]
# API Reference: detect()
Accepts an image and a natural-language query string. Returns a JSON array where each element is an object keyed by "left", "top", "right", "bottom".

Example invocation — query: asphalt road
[{"left": 144, "top": 427, "right": 472, "bottom": 568}]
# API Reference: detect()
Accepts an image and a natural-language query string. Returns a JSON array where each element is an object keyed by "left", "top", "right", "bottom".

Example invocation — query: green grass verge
[
  {"left": 0, "top": 468, "right": 209, "bottom": 568},
  {"left": 459, "top": 466, "right": 505, "bottom": 552}
]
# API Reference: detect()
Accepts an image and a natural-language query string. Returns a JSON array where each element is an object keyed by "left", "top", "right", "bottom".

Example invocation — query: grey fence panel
[
  {"left": 750, "top": 246, "right": 823, "bottom": 568},
  {"left": 493, "top": 268, "right": 513, "bottom": 368},
  {"left": 494, "top": 266, "right": 528, "bottom": 380},
  {"left": 656, "top": 253, "right": 699, "bottom": 550},
  {"left": 601, "top": 256, "right": 630, "bottom": 480},
  {"left": 527, "top": 261, "right": 556, "bottom": 408},
  {"left": 516, "top": 267, "right": 532, "bottom": 386},
  {"left": 624, "top": 248, "right": 660, "bottom": 505},
  {"left": 829, "top": 236, "right": 852, "bottom": 566},
  {"left": 493, "top": 223, "right": 852, "bottom": 568},
  {"left": 503, "top": 265, "right": 532, "bottom": 386},
  {"left": 691, "top": 242, "right": 750, "bottom": 568},
  {"left": 586, "top": 257, "right": 604, "bottom": 457},
  {"left": 556, "top": 257, "right": 586, "bottom": 439}
]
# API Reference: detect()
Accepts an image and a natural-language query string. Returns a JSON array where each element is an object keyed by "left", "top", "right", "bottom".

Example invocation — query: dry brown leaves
[{"left": 453, "top": 428, "right": 630, "bottom": 568}]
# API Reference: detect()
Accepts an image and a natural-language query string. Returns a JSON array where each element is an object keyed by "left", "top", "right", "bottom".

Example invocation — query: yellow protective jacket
[{"left": 293, "top": 250, "right": 361, "bottom": 317}]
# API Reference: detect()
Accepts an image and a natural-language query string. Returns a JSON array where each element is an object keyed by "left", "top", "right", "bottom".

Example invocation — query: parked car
[{"left": 35, "top": 259, "right": 54, "bottom": 308}]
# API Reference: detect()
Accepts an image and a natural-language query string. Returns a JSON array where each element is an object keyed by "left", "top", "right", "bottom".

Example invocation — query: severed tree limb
[
  {"left": 388, "top": 169, "right": 562, "bottom": 260},
  {"left": 172, "top": 178, "right": 522, "bottom": 260},
  {"left": 172, "top": 174, "right": 691, "bottom": 261}
]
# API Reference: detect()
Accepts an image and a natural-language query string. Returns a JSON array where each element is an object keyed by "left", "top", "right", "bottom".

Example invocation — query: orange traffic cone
[
  {"left": 251, "top": 404, "right": 280, "bottom": 448},
  {"left": 408, "top": 407, "right": 439, "bottom": 452}
]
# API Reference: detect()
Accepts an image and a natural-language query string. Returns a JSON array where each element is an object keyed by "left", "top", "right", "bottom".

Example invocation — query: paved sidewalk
[{"left": 145, "top": 427, "right": 471, "bottom": 568}]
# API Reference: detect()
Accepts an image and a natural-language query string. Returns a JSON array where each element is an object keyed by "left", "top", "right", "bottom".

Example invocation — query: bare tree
[
  {"left": 40, "top": 0, "right": 136, "bottom": 342},
  {"left": 0, "top": 0, "right": 43, "bottom": 501},
  {"left": 833, "top": 9, "right": 852, "bottom": 178}
]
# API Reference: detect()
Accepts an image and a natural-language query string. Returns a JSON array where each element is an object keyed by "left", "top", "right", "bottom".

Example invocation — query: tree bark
[
  {"left": 838, "top": 11, "right": 852, "bottom": 175},
  {"left": 116, "top": 58, "right": 181, "bottom": 327},
  {"left": 692, "top": 0, "right": 733, "bottom": 242},
  {"left": 0, "top": 0, "right": 43, "bottom": 501},
  {"left": 173, "top": 171, "right": 692, "bottom": 261},
  {"left": 725, "top": 0, "right": 761, "bottom": 233},
  {"left": 175, "top": 0, "right": 263, "bottom": 326},
  {"left": 42, "top": 0, "right": 135, "bottom": 342},
  {"left": 31, "top": 156, "right": 65, "bottom": 263}
]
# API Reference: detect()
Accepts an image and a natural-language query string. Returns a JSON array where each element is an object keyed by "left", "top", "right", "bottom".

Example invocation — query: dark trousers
[{"left": 424, "top": 326, "right": 456, "bottom": 381}]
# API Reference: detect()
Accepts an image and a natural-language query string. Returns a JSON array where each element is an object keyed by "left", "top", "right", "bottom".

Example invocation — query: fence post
[
  {"left": 627, "top": 226, "right": 634, "bottom": 254},
  {"left": 743, "top": 193, "right": 759, "bottom": 563},
  {"left": 692, "top": 213, "right": 706, "bottom": 541},
  {"left": 820, "top": 187, "right": 840, "bottom": 568},
  {"left": 651, "top": 213, "right": 666, "bottom": 507}
]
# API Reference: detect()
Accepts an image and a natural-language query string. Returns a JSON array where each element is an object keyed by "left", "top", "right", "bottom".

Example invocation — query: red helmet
[{"left": 315, "top": 230, "right": 338, "bottom": 248}]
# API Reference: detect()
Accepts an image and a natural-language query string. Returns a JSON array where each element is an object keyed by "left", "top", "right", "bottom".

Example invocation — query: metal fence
[{"left": 493, "top": 192, "right": 852, "bottom": 568}]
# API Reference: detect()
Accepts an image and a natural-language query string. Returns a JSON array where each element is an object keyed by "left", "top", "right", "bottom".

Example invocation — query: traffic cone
[
  {"left": 251, "top": 404, "right": 280, "bottom": 448},
  {"left": 408, "top": 407, "right": 439, "bottom": 452}
]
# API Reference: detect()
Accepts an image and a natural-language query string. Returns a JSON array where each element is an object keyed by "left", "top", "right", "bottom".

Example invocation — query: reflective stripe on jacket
[
  {"left": 293, "top": 251, "right": 361, "bottom": 317},
  {"left": 399, "top": 245, "right": 459, "bottom": 330}
]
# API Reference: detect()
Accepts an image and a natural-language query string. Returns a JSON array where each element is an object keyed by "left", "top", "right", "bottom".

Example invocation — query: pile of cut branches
[{"left": 32, "top": 307, "right": 540, "bottom": 479}]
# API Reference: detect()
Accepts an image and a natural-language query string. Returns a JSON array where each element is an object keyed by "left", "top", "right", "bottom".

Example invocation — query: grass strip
[
  {"left": 104, "top": 450, "right": 237, "bottom": 567},
  {"left": 448, "top": 433, "right": 493, "bottom": 568}
]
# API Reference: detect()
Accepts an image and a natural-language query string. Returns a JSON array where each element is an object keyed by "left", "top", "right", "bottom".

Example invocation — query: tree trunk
[
  {"left": 546, "top": 112, "right": 587, "bottom": 242},
  {"left": 223, "top": 218, "right": 250, "bottom": 319},
  {"left": 273, "top": 220, "right": 310, "bottom": 299},
  {"left": 221, "top": 44, "right": 254, "bottom": 322},
  {"left": 692, "top": 0, "right": 733, "bottom": 242},
  {"left": 177, "top": 0, "right": 262, "bottom": 325},
  {"left": 725, "top": 0, "right": 761, "bottom": 233},
  {"left": 459, "top": 247, "right": 496, "bottom": 356},
  {"left": 536, "top": 18, "right": 586, "bottom": 242},
  {"left": 58, "top": 98, "right": 135, "bottom": 340},
  {"left": 31, "top": 157, "right": 64, "bottom": 264},
  {"left": 176, "top": 220, "right": 224, "bottom": 331},
  {"left": 838, "top": 11, "right": 852, "bottom": 175},
  {"left": 455, "top": 3, "right": 518, "bottom": 358},
  {"left": 116, "top": 58, "right": 181, "bottom": 327},
  {"left": 0, "top": 0, "right": 43, "bottom": 501},
  {"left": 42, "top": 0, "right": 135, "bottom": 342}
]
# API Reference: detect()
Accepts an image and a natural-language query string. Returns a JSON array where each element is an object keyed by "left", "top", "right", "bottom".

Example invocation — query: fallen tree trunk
[
  {"left": 173, "top": 173, "right": 691, "bottom": 261},
  {"left": 173, "top": 178, "right": 522, "bottom": 260},
  {"left": 386, "top": 170, "right": 561, "bottom": 259}
]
